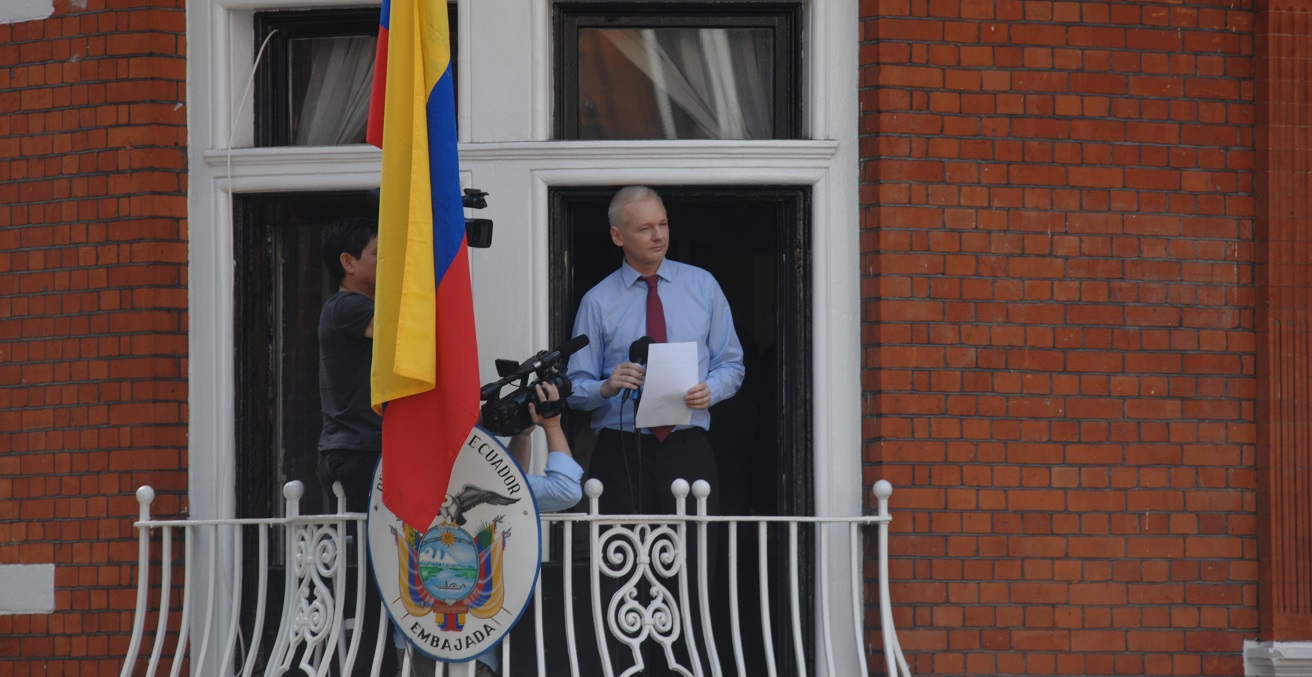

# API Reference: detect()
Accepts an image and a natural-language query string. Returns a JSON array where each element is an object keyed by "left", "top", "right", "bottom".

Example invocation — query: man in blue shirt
[
  {"left": 566, "top": 185, "right": 745, "bottom": 519},
  {"left": 567, "top": 186, "right": 744, "bottom": 676}
]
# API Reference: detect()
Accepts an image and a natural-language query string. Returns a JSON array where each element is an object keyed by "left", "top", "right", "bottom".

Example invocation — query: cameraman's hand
[
  {"left": 528, "top": 382, "right": 562, "bottom": 430},
  {"left": 600, "top": 362, "right": 645, "bottom": 399},
  {"left": 528, "top": 382, "right": 574, "bottom": 459}
]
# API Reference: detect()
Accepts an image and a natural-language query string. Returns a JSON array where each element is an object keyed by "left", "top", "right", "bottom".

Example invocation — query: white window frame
[{"left": 187, "top": 0, "right": 861, "bottom": 672}]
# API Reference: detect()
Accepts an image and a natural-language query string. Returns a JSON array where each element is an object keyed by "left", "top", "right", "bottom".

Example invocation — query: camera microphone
[
  {"left": 622, "top": 336, "right": 655, "bottom": 405},
  {"left": 479, "top": 334, "right": 590, "bottom": 401},
  {"left": 541, "top": 334, "right": 590, "bottom": 369}
]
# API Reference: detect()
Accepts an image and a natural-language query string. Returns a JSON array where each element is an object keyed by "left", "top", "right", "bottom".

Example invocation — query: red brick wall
[
  {"left": 861, "top": 1, "right": 1258, "bottom": 675},
  {"left": 0, "top": 0, "right": 188, "bottom": 672}
]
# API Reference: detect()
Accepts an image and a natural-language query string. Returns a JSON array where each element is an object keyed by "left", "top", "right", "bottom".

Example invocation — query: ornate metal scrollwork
[
  {"left": 596, "top": 522, "right": 693, "bottom": 677},
  {"left": 268, "top": 520, "right": 349, "bottom": 675}
]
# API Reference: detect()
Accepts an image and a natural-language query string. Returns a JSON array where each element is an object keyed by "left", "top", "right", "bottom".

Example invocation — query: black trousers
[
  {"left": 589, "top": 427, "right": 721, "bottom": 517},
  {"left": 588, "top": 428, "right": 723, "bottom": 676}
]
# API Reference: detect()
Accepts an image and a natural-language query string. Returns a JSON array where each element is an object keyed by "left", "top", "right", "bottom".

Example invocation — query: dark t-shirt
[{"left": 317, "top": 290, "right": 382, "bottom": 454}]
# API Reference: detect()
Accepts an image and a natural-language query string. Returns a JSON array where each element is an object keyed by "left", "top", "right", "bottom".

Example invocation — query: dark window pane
[
  {"left": 255, "top": 7, "right": 458, "bottom": 147},
  {"left": 557, "top": 4, "right": 801, "bottom": 140},
  {"left": 577, "top": 27, "right": 775, "bottom": 140},
  {"left": 289, "top": 35, "right": 376, "bottom": 145}
]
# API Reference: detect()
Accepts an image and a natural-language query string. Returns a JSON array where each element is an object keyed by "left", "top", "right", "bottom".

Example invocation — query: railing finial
[
  {"left": 874, "top": 479, "right": 893, "bottom": 518},
  {"left": 585, "top": 478, "right": 604, "bottom": 515},
  {"left": 285, "top": 480, "right": 305, "bottom": 519},
  {"left": 135, "top": 485, "right": 155, "bottom": 505},
  {"left": 692, "top": 480, "right": 711, "bottom": 516},
  {"left": 671, "top": 479, "right": 690, "bottom": 516},
  {"left": 134, "top": 486, "right": 155, "bottom": 521},
  {"left": 283, "top": 480, "right": 305, "bottom": 502}
]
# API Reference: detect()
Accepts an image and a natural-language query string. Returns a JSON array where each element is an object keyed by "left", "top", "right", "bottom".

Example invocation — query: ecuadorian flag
[{"left": 367, "top": 0, "right": 480, "bottom": 530}]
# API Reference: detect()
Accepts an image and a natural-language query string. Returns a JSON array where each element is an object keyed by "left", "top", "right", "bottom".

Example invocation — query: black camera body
[
  {"left": 366, "top": 187, "right": 494, "bottom": 248},
  {"left": 479, "top": 335, "right": 589, "bottom": 437},
  {"left": 480, "top": 368, "right": 571, "bottom": 437},
  {"left": 462, "top": 188, "right": 493, "bottom": 248}
]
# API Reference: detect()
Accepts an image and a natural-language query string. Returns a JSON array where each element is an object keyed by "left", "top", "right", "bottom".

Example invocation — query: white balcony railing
[{"left": 121, "top": 479, "right": 910, "bottom": 677}]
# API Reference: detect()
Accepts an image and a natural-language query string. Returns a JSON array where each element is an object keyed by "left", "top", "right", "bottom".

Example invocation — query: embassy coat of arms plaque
[{"left": 368, "top": 426, "right": 542, "bottom": 662}]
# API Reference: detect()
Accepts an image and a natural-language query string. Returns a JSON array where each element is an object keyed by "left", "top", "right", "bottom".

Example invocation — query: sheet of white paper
[{"left": 635, "top": 342, "right": 699, "bottom": 430}]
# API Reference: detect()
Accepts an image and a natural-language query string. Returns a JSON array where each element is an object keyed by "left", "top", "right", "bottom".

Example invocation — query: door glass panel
[{"left": 235, "top": 191, "right": 377, "bottom": 520}]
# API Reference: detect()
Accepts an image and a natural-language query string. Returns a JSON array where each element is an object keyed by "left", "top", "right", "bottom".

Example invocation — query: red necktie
[{"left": 643, "top": 276, "right": 672, "bottom": 441}]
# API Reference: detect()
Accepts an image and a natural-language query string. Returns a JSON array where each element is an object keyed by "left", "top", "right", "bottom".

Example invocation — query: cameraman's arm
[
  {"left": 527, "top": 383, "right": 583, "bottom": 511},
  {"left": 508, "top": 427, "right": 533, "bottom": 470},
  {"left": 539, "top": 416, "right": 572, "bottom": 459}
]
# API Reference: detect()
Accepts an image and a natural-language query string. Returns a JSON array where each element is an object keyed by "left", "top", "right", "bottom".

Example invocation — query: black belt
[{"left": 604, "top": 427, "right": 703, "bottom": 440}]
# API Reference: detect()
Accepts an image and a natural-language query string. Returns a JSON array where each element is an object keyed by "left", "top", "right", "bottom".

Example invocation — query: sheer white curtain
[
  {"left": 600, "top": 28, "right": 773, "bottom": 140},
  {"left": 293, "top": 36, "right": 376, "bottom": 146}
]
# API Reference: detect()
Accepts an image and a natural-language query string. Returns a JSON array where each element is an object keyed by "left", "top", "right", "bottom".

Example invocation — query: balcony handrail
[{"left": 121, "top": 479, "right": 910, "bottom": 677}]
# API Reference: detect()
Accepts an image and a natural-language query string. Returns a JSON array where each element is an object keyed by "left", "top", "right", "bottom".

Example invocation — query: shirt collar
[{"left": 620, "top": 260, "right": 670, "bottom": 288}]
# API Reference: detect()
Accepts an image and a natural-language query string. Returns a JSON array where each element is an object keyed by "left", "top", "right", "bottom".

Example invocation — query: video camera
[
  {"left": 479, "top": 335, "right": 589, "bottom": 436},
  {"left": 366, "top": 187, "right": 493, "bottom": 248},
  {"left": 462, "top": 188, "right": 493, "bottom": 248}
]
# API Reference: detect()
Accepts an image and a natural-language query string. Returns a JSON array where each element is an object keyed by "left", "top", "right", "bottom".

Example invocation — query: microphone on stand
[
  {"left": 623, "top": 335, "right": 655, "bottom": 514},
  {"left": 621, "top": 336, "right": 654, "bottom": 406}
]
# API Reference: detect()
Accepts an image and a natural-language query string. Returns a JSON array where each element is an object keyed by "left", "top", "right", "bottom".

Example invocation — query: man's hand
[
  {"left": 525, "top": 381, "right": 575, "bottom": 460},
  {"left": 528, "top": 382, "right": 563, "bottom": 429},
  {"left": 685, "top": 381, "right": 712, "bottom": 409},
  {"left": 600, "top": 362, "right": 645, "bottom": 399}
]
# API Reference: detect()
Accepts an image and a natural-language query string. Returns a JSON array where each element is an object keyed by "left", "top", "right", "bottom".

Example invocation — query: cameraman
[
  {"left": 397, "top": 381, "right": 583, "bottom": 677},
  {"left": 504, "top": 382, "right": 585, "bottom": 512}
]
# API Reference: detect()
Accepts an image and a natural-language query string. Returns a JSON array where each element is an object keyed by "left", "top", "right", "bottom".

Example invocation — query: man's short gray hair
[{"left": 608, "top": 186, "right": 665, "bottom": 230}]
